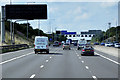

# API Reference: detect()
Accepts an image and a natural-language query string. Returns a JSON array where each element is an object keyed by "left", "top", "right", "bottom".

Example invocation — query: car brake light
[
  {"left": 91, "top": 50, "right": 94, "bottom": 51},
  {"left": 34, "top": 45, "right": 35, "bottom": 47},
  {"left": 82, "top": 49, "right": 85, "bottom": 51}
]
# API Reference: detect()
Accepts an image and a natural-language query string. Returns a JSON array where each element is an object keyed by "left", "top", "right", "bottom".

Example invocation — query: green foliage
[
  {"left": 5, "top": 21, "right": 48, "bottom": 39},
  {"left": 91, "top": 26, "right": 120, "bottom": 43}
]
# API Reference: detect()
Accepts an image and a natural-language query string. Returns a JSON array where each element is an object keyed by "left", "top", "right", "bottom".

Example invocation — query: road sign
[{"left": 5, "top": 4, "right": 47, "bottom": 19}]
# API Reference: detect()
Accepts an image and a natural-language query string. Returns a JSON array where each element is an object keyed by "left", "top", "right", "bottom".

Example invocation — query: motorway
[{"left": 1, "top": 45, "right": 119, "bottom": 80}]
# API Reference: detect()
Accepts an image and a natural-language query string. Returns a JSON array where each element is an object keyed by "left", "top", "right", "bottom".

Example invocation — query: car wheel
[
  {"left": 35, "top": 51, "right": 37, "bottom": 54},
  {"left": 69, "top": 48, "right": 71, "bottom": 50},
  {"left": 63, "top": 48, "right": 64, "bottom": 50},
  {"left": 81, "top": 54, "right": 84, "bottom": 56}
]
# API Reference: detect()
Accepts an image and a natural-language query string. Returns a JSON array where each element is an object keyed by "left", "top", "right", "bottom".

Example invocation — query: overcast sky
[{"left": 0, "top": 0, "right": 119, "bottom": 33}]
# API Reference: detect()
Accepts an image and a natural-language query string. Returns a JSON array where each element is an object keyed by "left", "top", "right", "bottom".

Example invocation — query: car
[
  {"left": 63, "top": 43, "right": 71, "bottom": 50},
  {"left": 114, "top": 43, "right": 120, "bottom": 48},
  {"left": 100, "top": 42, "right": 105, "bottom": 46},
  {"left": 113, "top": 41, "right": 119, "bottom": 45},
  {"left": 53, "top": 41, "right": 59, "bottom": 47},
  {"left": 77, "top": 44, "right": 85, "bottom": 50},
  {"left": 59, "top": 42, "right": 62, "bottom": 45},
  {"left": 74, "top": 42, "right": 77, "bottom": 46},
  {"left": 94, "top": 42, "right": 99, "bottom": 45},
  {"left": 34, "top": 36, "right": 49, "bottom": 54},
  {"left": 105, "top": 42, "right": 114, "bottom": 47},
  {"left": 61, "top": 41, "right": 65, "bottom": 44},
  {"left": 81, "top": 45, "right": 94, "bottom": 56}
]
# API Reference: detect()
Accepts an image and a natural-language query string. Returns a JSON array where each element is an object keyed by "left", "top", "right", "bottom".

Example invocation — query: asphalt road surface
[{"left": 1, "top": 45, "right": 119, "bottom": 80}]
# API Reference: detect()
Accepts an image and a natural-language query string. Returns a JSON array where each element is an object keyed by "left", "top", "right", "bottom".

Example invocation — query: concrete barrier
[{"left": 93, "top": 45, "right": 119, "bottom": 58}]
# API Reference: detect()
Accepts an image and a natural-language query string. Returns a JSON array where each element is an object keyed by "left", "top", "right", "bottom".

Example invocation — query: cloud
[
  {"left": 49, "top": 7, "right": 58, "bottom": 13},
  {"left": 73, "top": 7, "right": 82, "bottom": 14},
  {"left": 100, "top": 2, "right": 117, "bottom": 8},
  {"left": 74, "top": 12, "right": 89, "bottom": 21}
]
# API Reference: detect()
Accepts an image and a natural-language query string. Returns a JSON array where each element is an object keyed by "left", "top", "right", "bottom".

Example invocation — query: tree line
[{"left": 91, "top": 26, "right": 120, "bottom": 43}]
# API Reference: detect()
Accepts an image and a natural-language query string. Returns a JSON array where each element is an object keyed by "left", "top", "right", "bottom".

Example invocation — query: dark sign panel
[
  {"left": 5, "top": 4, "right": 47, "bottom": 19},
  {"left": 56, "top": 31, "right": 61, "bottom": 34},
  {"left": 64, "top": 32, "right": 76, "bottom": 34}
]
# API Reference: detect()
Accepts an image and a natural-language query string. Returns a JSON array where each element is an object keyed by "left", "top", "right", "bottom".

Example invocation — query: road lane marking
[
  {"left": 0, "top": 52, "right": 33, "bottom": 65},
  {"left": 81, "top": 61, "right": 84, "bottom": 63},
  {"left": 77, "top": 55, "right": 79, "bottom": 56},
  {"left": 92, "top": 76, "right": 97, "bottom": 80},
  {"left": 79, "top": 57, "right": 81, "bottom": 59},
  {"left": 85, "top": 66, "right": 89, "bottom": 69},
  {"left": 46, "top": 60, "right": 49, "bottom": 62},
  {"left": 50, "top": 57, "right": 52, "bottom": 59},
  {"left": 95, "top": 52, "right": 120, "bottom": 65},
  {"left": 40, "top": 65, "right": 44, "bottom": 68},
  {"left": 30, "top": 74, "right": 35, "bottom": 78}
]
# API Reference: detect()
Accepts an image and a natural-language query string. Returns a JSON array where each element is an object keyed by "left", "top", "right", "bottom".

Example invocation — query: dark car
[
  {"left": 81, "top": 45, "right": 94, "bottom": 56},
  {"left": 53, "top": 41, "right": 59, "bottom": 47},
  {"left": 94, "top": 42, "right": 99, "bottom": 45},
  {"left": 74, "top": 42, "right": 77, "bottom": 46}
]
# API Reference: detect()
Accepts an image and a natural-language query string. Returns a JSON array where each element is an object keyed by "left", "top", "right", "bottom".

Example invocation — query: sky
[{"left": 0, "top": 0, "right": 119, "bottom": 33}]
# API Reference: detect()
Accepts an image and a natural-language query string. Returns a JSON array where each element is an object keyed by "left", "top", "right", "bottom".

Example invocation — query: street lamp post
[
  {"left": 116, "top": 21, "right": 118, "bottom": 41},
  {"left": 38, "top": 20, "right": 40, "bottom": 36},
  {"left": 108, "top": 22, "right": 111, "bottom": 42}
]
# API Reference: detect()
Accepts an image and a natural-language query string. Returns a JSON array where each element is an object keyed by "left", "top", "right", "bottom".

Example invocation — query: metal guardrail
[{"left": 0, "top": 44, "right": 29, "bottom": 53}]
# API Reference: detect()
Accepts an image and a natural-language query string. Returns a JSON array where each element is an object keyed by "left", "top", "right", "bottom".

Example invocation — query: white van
[{"left": 34, "top": 36, "right": 49, "bottom": 54}]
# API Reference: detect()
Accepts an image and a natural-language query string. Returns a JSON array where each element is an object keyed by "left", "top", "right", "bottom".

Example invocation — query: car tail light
[
  {"left": 91, "top": 50, "right": 94, "bottom": 51},
  {"left": 82, "top": 49, "right": 85, "bottom": 52},
  {"left": 34, "top": 45, "right": 35, "bottom": 47}
]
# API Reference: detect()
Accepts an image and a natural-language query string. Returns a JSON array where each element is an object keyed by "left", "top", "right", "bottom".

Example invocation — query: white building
[{"left": 65, "top": 34, "right": 95, "bottom": 42}]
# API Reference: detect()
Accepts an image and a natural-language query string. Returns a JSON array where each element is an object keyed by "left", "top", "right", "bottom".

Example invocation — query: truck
[
  {"left": 77, "top": 39, "right": 87, "bottom": 50},
  {"left": 34, "top": 36, "right": 49, "bottom": 54}
]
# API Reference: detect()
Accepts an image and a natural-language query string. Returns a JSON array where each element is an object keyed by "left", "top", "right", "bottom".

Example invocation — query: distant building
[{"left": 60, "top": 30, "right": 102, "bottom": 42}]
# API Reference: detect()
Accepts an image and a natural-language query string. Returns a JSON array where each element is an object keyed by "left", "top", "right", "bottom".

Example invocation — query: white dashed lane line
[
  {"left": 95, "top": 52, "right": 120, "bottom": 65},
  {"left": 46, "top": 60, "right": 49, "bottom": 62},
  {"left": 40, "top": 65, "right": 44, "bottom": 68},
  {"left": 79, "top": 57, "right": 81, "bottom": 59},
  {"left": 30, "top": 74, "right": 35, "bottom": 78},
  {"left": 85, "top": 66, "right": 89, "bottom": 69},
  {"left": 81, "top": 61, "right": 84, "bottom": 63},
  {"left": 50, "top": 57, "right": 52, "bottom": 59},
  {"left": 92, "top": 76, "right": 97, "bottom": 80}
]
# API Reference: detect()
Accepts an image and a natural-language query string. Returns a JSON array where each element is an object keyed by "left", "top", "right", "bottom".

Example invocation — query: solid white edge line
[
  {"left": 85, "top": 66, "right": 89, "bottom": 69},
  {"left": 95, "top": 52, "right": 120, "bottom": 65},
  {"left": 30, "top": 74, "right": 35, "bottom": 78},
  {"left": 0, "top": 52, "right": 33, "bottom": 65},
  {"left": 92, "top": 76, "right": 97, "bottom": 79},
  {"left": 40, "top": 65, "right": 44, "bottom": 68}
]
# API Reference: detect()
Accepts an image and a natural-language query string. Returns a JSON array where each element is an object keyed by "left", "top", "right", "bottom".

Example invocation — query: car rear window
[
  {"left": 64, "top": 44, "right": 69, "bottom": 45},
  {"left": 116, "top": 44, "right": 120, "bottom": 45}
]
